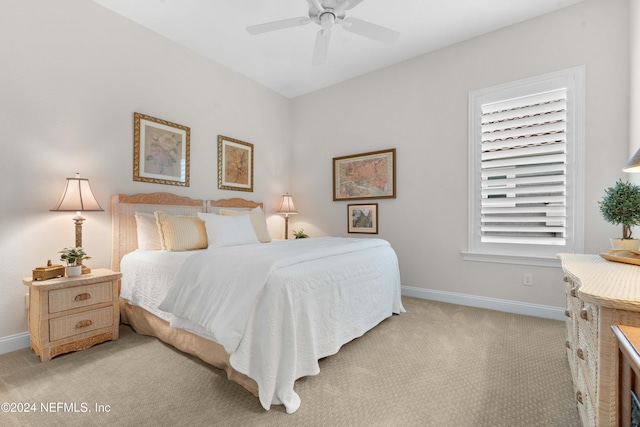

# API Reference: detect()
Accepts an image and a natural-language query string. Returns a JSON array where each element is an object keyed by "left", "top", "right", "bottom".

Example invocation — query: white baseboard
[
  {"left": 0, "top": 289, "right": 564, "bottom": 355},
  {"left": 401, "top": 286, "right": 565, "bottom": 321},
  {"left": 0, "top": 332, "right": 30, "bottom": 355}
]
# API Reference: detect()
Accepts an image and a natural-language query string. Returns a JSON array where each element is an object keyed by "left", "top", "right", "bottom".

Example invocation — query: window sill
[{"left": 461, "top": 251, "right": 561, "bottom": 268}]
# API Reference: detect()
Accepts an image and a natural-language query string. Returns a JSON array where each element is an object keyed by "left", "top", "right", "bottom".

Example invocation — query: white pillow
[
  {"left": 197, "top": 212, "right": 259, "bottom": 248},
  {"left": 219, "top": 208, "right": 271, "bottom": 243},
  {"left": 135, "top": 212, "right": 162, "bottom": 250}
]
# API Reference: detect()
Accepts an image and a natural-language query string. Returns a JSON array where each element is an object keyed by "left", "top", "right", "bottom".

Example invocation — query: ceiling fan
[{"left": 246, "top": 0, "right": 400, "bottom": 65}]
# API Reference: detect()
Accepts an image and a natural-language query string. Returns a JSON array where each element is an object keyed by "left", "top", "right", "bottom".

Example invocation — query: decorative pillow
[
  {"left": 208, "top": 206, "right": 256, "bottom": 214},
  {"left": 135, "top": 212, "right": 162, "bottom": 251},
  {"left": 219, "top": 208, "right": 271, "bottom": 243},
  {"left": 154, "top": 211, "right": 208, "bottom": 251},
  {"left": 197, "top": 212, "right": 260, "bottom": 248}
]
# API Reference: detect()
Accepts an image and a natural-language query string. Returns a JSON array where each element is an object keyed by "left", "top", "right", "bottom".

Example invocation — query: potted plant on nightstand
[
  {"left": 59, "top": 247, "right": 91, "bottom": 277},
  {"left": 292, "top": 229, "right": 309, "bottom": 239},
  {"left": 599, "top": 179, "right": 640, "bottom": 250}
]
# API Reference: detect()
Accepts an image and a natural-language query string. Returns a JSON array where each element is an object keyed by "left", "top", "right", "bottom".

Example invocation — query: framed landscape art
[
  {"left": 333, "top": 148, "right": 395, "bottom": 200},
  {"left": 218, "top": 135, "right": 254, "bottom": 192},
  {"left": 348, "top": 203, "right": 378, "bottom": 234},
  {"left": 133, "top": 112, "right": 190, "bottom": 187}
]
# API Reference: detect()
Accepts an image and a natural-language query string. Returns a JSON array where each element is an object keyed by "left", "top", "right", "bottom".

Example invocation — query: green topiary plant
[{"left": 599, "top": 179, "right": 640, "bottom": 240}]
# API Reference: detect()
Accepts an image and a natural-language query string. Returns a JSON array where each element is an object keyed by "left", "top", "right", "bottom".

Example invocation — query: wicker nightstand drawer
[
  {"left": 23, "top": 268, "right": 122, "bottom": 362},
  {"left": 49, "top": 306, "right": 114, "bottom": 341},
  {"left": 48, "top": 281, "right": 112, "bottom": 313}
]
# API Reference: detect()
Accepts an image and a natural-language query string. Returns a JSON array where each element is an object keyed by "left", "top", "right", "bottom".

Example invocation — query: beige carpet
[{"left": 0, "top": 297, "right": 580, "bottom": 427}]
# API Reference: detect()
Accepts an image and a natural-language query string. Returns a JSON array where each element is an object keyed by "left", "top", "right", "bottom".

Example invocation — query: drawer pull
[
  {"left": 74, "top": 293, "right": 91, "bottom": 301},
  {"left": 576, "top": 390, "right": 583, "bottom": 404},
  {"left": 563, "top": 276, "right": 569, "bottom": 283},
  {"left": 565, "top": 340, "right": 571, "bottom": 349},
  {"left": 577, "top": 348, "right": 584, "bottom": 360},
  {"left": 570, "top": 287, "right": 577, "bottom": 298},
  {"left": 580, "top": 308, "right": 589, "bottom": 320},
  {"left": 75, "top": 319, "right": 93, "bottom": 329},
  {"left": 564, "top": 310, "right": 571, "bottom": 318}
]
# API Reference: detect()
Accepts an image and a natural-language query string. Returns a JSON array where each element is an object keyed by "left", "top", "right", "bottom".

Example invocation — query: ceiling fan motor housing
[{"left": 318, "top": 11, "right": 337, "bottom": 29}]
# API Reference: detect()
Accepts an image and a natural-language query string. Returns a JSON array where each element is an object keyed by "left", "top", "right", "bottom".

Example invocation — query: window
[{"left": 464, "top": 67, "right": 584, "bottom": 267}]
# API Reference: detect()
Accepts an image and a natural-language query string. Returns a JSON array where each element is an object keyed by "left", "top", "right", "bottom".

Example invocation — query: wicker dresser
[{"left": 559, "top": 254, "right": 640, "bottom": 427}]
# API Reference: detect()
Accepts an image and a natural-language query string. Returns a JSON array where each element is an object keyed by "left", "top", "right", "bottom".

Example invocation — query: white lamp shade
[
  {"left": 624, "top": 147, "right": 640, "bottom": 173},
  {"left": 51, "top": 174, "right": 103, "bottom": 212},
  {"left": 277, "top": 193, "right": 298, "bottom": 215}
]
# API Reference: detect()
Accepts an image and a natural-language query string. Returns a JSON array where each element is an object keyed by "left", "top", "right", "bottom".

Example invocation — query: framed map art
[
  {"left": 218, "top": 135, "right": 254, "bottom": 192},
  {"left": 333, "top": 148, "right": 396, "bottom": 201}
]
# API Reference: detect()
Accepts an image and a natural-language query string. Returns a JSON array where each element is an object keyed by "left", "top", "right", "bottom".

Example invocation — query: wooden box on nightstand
[{"left": 23, "top": 268, "right": 122, "bottom": 362}]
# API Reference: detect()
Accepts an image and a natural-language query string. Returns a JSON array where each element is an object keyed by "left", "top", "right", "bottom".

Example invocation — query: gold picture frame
[
  {"left": 348, "top": 203, "right": 378, "bottom": 234},
  {"left": 133, "top": 112, "right": 190, "bottom": 187},
  {"left": 333, "top": 148, "right": 396, "bottom": 201},
  {"left": 218, "top": 135, "right": 254, "bottom": 192}
]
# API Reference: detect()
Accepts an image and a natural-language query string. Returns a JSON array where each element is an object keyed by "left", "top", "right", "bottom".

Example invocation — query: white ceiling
[{"left": 92, "top": 0, "right": 583, "bottom": 99}]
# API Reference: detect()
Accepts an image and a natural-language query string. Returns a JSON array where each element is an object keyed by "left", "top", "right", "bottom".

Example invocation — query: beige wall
[
  {"left": 631, "top": 0, "right": 640, "bottom": 186},
  {"left": 0, "top": 0, "right": 292, "bottom": 339},
  {"left": 0, "top": 0, "right": 631, "bottom": 345},
  {"left": 291, "top": 0, "right": 630, "bottom": 310}
]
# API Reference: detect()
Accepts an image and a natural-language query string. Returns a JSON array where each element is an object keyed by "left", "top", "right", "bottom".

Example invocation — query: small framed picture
[
  {"left": 133, "top": 112, "right": 190, "bottom": 186},
  {"left": 348, "top": 203, "right": 378, "bottom": 234},
  {"left": 218, "top": 135, "right": 254, "bottom": 192}
]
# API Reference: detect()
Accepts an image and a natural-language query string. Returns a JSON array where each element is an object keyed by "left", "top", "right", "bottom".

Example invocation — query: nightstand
[{"left": 22, "top": 268, "right": 122, "bottom": 362}]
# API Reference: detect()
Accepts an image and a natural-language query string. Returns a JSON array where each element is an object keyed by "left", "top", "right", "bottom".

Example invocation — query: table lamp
[
  {"left": 277, "top": 193, "right": 298, "bottom": 239},
  {"left": 623, "top": 147, "right": 640, "bottom": 173},
  {"left": 50, "top": 173, "right": 103, "bottom": 273}
]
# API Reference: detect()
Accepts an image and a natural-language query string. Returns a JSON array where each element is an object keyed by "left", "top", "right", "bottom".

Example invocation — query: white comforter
[{"left": 125, "top": 237, "right": 404, "bottom": 413}]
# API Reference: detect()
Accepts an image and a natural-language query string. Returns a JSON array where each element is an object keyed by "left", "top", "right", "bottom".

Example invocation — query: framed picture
[
  {"left": 133, "top": 112, "right": 190, "bottom": 186},
  {"left": 218, "top": 135, "right": 254, "bottom": 192},
  {"left": 333, "top": 148, "right": 396, "bottom": 201},
  {"left": 348, "top": 203, "right": 378, "bottom": 234}
]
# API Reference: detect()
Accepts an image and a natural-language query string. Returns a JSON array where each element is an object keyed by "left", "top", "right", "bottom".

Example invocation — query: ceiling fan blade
[
  {"left": 246, "top": 17, "right": 310, "bottom": 35},
  {"left": 312, "top": 28, "right": 331, "bottom": 65},
  {"left": 334, "top": 0, "right": 364, "bottom": 15},
  {"left": 341, "top": 17, "right": 399, "bottom": 43},
  {"left": 308, "top": 0, "right": 325, "bottom": 13},
  {"left": 344, "top": 0, "right": 364, "bottom": 9}
]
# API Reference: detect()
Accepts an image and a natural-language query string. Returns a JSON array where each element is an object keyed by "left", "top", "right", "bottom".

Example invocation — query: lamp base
[{"left": 284, "top": 216, "right": 290, "bottom": 240}]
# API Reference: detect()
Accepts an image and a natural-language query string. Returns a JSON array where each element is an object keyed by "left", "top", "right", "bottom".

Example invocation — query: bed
[{"left": 111, "top": 192, "right": 404, "bottom": 414}]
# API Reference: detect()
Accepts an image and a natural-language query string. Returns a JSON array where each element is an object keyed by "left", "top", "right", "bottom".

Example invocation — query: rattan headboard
[{"left": 110, "top": 193, "right": 263, "bottom": 272}]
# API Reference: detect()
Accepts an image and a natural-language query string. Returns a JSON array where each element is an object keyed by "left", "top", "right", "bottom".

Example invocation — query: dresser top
[{"left": 558, "top": 253, "right": 640, "bottom": 310}]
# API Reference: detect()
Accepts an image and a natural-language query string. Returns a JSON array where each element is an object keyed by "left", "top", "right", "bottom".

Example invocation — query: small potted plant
[
  {"left": 292, "top": 229, "right": 309, "bottom": 239},
  {"left": 59, "top": 247, "right": 91, "bottom": 277},
  {"left": 599, "top": 179, "right": 640, "bottom": 249}
]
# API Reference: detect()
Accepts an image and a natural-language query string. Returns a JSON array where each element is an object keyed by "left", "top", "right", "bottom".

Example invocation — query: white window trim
[{"left": 463, "top": 66, "right": 585, "bottom": 267}]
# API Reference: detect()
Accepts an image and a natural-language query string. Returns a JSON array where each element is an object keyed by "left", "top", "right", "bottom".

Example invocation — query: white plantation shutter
[
  {"left": 465, "top": 67, "right": 584, "bottom": 266},
  {"left": 480, "top": 89, "right": 567, "bottom": 245}
]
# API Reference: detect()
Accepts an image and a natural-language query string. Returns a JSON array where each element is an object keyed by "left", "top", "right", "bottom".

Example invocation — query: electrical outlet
[{"left": 523, "top": 273, "right": 533, "bottom": 286}]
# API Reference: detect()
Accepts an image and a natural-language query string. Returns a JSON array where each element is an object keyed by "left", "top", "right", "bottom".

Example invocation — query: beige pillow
[
  {"left": 219, "top": 208, "right": 271, "bottom": 243},
  {"left": 154, "top": 211, "right": 207, "bottom": 251},
  {"left": 135, "top": 212, "right": 163, "bottom": 250}
]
